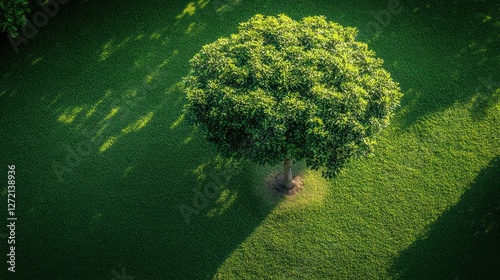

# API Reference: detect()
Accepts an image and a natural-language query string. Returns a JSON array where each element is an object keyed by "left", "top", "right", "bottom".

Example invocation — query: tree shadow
[
  {"left": 389, "top": 156, "right": 500, "bottom": 279},
  {"left": 0, "top": 0, "right": 281, "bottom": 279},
  {"left": 392, "top": 0, "right": 499, "bottom": 127}
]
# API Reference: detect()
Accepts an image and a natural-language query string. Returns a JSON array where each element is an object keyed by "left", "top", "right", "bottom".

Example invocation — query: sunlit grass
[
  {"left": 99, "top": 135, "right": 119, "bottom": 153},
  {"left": 121, "top": 111, "right": 154, "bottom": 133},
  {"left": 58, "top": 106, "right": 84, "bottom": 124},
  {"left": 176, "top": 2, "right": 197, "bottom": 19}
]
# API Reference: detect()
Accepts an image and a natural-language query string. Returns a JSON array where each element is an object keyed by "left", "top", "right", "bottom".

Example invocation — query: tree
[
  {"left": 0, "top": 0, "right": 30, "bottom": 37},
  {"left": 183, "top": 14, "right": 402, "bottom": 188}
]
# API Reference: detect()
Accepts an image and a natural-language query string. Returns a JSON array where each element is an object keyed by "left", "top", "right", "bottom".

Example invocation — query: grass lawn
[{"left": 0, "top": 0, "right": 499, "bottom": 279}]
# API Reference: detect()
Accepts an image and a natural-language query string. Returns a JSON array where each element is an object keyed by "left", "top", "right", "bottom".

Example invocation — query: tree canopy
[
  {"left": 0, "top": 0, "right": 30, "bottom": 37},
  {"left": 183, "top": 14, "right": 402, "bottom": 179}
]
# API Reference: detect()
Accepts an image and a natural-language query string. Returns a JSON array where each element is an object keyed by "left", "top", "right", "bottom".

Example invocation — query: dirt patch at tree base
[{"left": 265, "top": 171, "right": 304, "bottom": 198}]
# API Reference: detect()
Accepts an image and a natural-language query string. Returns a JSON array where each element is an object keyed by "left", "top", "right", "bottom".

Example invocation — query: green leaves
[
  {"left": 0, "top": 0, "right": 30, "bottom": 37},
  {"left": 184, "top": 14, "right": 403, "bottom": 178}
]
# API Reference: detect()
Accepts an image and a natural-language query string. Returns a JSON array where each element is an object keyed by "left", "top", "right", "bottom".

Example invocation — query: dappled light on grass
[
  {"left": 99, "top": 111, "right": 155, "bottom": 153},
  {"left": 92, "top": 122, "right": 110, "bottom": 142},
  {"left": 176, "top": 2, "right": 197, "bottom": 19},
  {"left": 206, "top": 189, "right": 238, "bottom": 218},
  {"left": 57, "top": 106, "right": 84, "bottom": 124},
  {"left": 51, "top": 55, "right": 181, "bottom": 154},
  {"left": 99, "top": 38, "right": 115, "bottom": 61},
  {"left": 31, "top": 57, "right": 43, "bottom": 65},
  {"left": 189, "top": 155, "right": 244, "bottom": 219},
  {"left": 99, "top": 36, "right": 135, "bottom": 61},
  {"left": 42, "top": 93, "right": 63, "bottom": 111},
  {"left": 184, "top": 22, "right": 208, "bottom": 35},
  {"left": 85, "top": 99, "right": 103, "bottom": 118},
  {"left": 85, "top": 90, "right": 113, "bottom": 118},
  {"left": 121, "top": 112, "right": 154, "bottom": 133},
  {"left": 179, "top": 127, "right": 199, "bottom": 145},
  {"left": 159, "top": 49, "right": 180, "bottom": 67},
  {"left": 149, "top": 32, "right": 162, "bottom": 40},
  {"left": 122, "top": 165, "right": 135, "bottom": 178},
  {"left": 176, "top": 0, "right": 211, "bottom": 20},
  {"left": 215, "top": 0, "right": 242, "bottom": 14},
  {"left": 0, "top": 0, "right": 267, "bottom": 278},
  {"left": 170, "top": 113, "right": 185, "bottom": 129},
  {"left": 102, "top": 107, "right": 120, "bottom": 121},
  {"left": 101, "top": 85, "right": 179, "bottom": 154},
  {"left": 99, "top": 135, "right": 119, "bottom": 153}
]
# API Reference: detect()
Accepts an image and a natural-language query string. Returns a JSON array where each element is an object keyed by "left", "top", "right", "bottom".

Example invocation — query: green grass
[{"left": 0, "top": 0, "right": 499, "bottom": 279}]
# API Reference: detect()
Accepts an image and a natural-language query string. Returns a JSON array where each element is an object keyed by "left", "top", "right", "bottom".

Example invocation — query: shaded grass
[
  {"left": 389, "top": 156, "right": 500, "bottom": 279},
  {"left": 0, "top": 0, "right": 499, "bottom": 279}
]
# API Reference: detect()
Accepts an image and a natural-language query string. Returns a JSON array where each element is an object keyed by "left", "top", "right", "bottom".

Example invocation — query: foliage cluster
[
  {"left": 184, "top": 14, "right": 402, "bottom": 178},
  {"left": 0, "top": 0, "right": 30, "bottom": 36}
]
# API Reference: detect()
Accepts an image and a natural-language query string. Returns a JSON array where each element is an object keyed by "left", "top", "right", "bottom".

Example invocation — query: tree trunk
[{"left": 284, "top": 157, "right": 293, "bottom": 189}]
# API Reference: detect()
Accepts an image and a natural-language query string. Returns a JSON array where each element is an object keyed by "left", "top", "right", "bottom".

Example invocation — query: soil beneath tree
[{"left": 265, "top": 171, "right": 304, "bottom": 197}]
